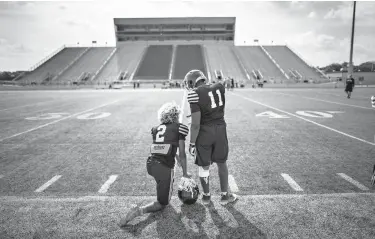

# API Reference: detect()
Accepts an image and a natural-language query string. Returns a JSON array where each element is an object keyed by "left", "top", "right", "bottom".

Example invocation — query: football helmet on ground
[{"left": 178, "top": 177, "right": 199, "bottom": 205}]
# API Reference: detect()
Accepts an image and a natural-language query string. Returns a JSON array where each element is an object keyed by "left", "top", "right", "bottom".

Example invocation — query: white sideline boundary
[
  {"left": 1, "top": 192, "right": 375, "bottom": 202},
  {"left": 232, "top": 93, "right": 375, "bottom": 147}
]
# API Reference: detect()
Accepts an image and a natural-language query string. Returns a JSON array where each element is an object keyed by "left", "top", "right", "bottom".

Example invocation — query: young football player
[
  {"left": 119, "top": 102, "right": 190, "bottom": 226},
  {"left": 184, "top": 69, "right": 238, "bottom": 205}
]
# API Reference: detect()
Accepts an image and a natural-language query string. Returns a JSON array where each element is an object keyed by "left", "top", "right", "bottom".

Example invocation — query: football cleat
[
  {"left": 371, "top": 96, "right": 375, "bottom": 108},
  {"left": 220, "top": 193, "right": 239, "bottom": 205},
  {"left": 201, "top": 193, "right": 211, "bottom": 205},
  {"left": 178, "top": 177, "right": 199, "bottom": 205},
  {"left": 184, "top": 69, "right": 207, "bottom": 90}
]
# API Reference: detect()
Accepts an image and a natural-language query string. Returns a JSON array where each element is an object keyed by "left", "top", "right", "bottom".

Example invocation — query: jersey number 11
[{"left": 208, "top": 90, "right": 223, "bottom": 109}]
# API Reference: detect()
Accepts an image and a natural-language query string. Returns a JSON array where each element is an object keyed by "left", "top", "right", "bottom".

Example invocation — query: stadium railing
[{"left": 28, "top": 45, "right": 65, "bottom": 72}]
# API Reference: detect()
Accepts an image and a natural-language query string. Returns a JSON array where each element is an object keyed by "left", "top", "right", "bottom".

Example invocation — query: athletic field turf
[{"left": 1, "top": 88, "right": 374, "bottom": 238}]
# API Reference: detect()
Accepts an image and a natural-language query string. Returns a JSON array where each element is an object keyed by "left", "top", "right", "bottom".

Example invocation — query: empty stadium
[
  {"left": 1, "top": 13, "right": 375, "bottom": 239},
  {"left": 14, "top": 17, "right": 329, "bottom": 87}
]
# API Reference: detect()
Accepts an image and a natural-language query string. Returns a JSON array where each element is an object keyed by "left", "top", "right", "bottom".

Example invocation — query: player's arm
[
  {"left": 190, "top": 111, "right": 201, "bottom": 144},
  {"left": 178, "top": 124, "right": 190, "bottom": 177},
  {"left": 178, "top": 140, "right": 188, "bottom": 177}
]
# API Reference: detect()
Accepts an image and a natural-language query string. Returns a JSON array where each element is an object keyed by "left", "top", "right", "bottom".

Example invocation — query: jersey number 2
[
  {"left": 155, "top": 125, "right": 166, "bottom": 142},
  {"left": 208, "top": 90, "right": 223, "bottom": 109}
]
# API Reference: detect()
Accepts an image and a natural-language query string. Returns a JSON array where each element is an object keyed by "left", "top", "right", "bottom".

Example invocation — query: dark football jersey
[
  {"left": 150, "top": 123, "right": 189, "bottom": 168},
  {"left": 187, "top": 82, "right": 226, "bottom": 125}
]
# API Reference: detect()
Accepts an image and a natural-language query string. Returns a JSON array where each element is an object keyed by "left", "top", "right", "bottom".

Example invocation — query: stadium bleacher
[
  {"left": 56, "top": 47, "right": 114, "bottom": 84},
  {"left": 19, "top": 47, "right": 88, "bottom": 84},
  {"left": 235, "top": 46, "right": 287, "bottom": 83},
  {"left": 264, "top": 46, "right": 322, "bottom": 82},
  {"left": 134, "top": 45, "right": 173, "bottom": 80},
  {"left": 205, "top": 44, "right": 246, "bottom": 81},
  {"left": 17, "top": 44, "right": 333, "bottom": 86},
  {"left": 172, "top": 45, "right": 207, "bottom": 80},
  {"left": 95, "top": 44, "right": 146, "bottom": 83}
]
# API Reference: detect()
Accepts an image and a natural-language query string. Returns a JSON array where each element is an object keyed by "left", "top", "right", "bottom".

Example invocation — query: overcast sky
[{"left": 0, "top": 0, "right": 374, "bottom": 71}]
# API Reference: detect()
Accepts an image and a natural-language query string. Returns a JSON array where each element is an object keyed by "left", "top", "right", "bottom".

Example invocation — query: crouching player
[{"left": 119, "top": 102, "right": 190, "bottom": 226}]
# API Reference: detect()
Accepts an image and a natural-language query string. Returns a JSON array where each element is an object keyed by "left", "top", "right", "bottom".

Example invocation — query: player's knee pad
[{"left": 198, "top": 166, "right": 210, "bottom": 178}]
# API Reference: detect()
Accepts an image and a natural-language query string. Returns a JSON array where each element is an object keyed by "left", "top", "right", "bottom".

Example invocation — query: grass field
[{"left": 1, "top": 87, "right": 375, "bottom": 238}]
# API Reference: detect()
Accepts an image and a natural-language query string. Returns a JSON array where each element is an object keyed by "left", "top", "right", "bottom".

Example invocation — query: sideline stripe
[
  {"left": 337, "top": 173, "right": 369, "bottom": 191},
  {"left": 228, "top": 175, "right": 239, "bottom": 192},
  {"left": 35, "top": 175, "right": 62, "bottom": 193},
  {"left": 98, "top": 175, "right": 118, "bottom": 194},
  {"left": 232, "top": 93, "right": 375, "bottom": 147},
  {"left": 275, "top": 92, "right": 374, "bottom": 110},
  {"left": 0, "top": 100, "right": 120, "bottom": 142},
  {"left": 281, "top": 173, "right": 304, "bottom": 191},
  {"left": 2, "top": 192, "right": 375, "bottom": 202}
]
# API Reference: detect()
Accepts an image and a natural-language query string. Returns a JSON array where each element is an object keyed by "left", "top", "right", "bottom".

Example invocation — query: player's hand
[{"left": 189, "top": 143, "right": 196, "bottom": 157}]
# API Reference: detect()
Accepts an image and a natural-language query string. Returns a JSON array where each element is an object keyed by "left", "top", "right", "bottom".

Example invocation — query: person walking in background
[{"left": 345, "top": 74, "right": 355, "bottom": 98}]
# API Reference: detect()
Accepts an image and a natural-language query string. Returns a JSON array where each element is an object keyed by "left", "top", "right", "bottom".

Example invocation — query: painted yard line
[
  {"left": 228, "top": 175, "right": 239, "bottom": 192},
  {"left": 2, "top": 192, "right": 375, "bottom": 202},
  {"left": 0, "top": 99, "right": 120, "bottom": 142},
  {"left": 98, "top": 175, "right": 118, "bottom": 194},
  {"left": 281, "top": 173, "right": 304, "bottom": 192},
  {"left": 232, "top": 93, "right": 375, "bottom": 147},
  {"left": 35, "top": 175, "right": 62, "bottom": 193},
  {"left": 275, "top": 92, "right": 374, "bottom": 110},
  {"left": 337, "top": 173, "right": 369, "bottom": 191}
]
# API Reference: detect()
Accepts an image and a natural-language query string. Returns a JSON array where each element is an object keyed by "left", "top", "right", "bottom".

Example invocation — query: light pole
[{"left": 348, "top": 1, "right": 356, "bottom": 76}]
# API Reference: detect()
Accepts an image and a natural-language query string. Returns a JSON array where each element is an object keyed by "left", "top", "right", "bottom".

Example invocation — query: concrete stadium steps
[
  {"left": 95, "top": 45, "right": 146, "bottom": 83},
  {"left": 134, "top": 45, "right": 173, "bottom": 80},
  {"left": 172, "top": 45, "right": 207, "bottom": 80},
  {"left": 57, "top": 47, "right": 114, "bottom": 83},
  {"left": 205, "top": 44, "right": 246, "bottom": 81},
  {"left": 264, "top": 46, "right": 321, "bottom": 81},
  {"left": 235, "top": 46, "right": 286, "bottom": 83},
  {"left": 19, "top": 47, "right": 87, "bottom": 84}
]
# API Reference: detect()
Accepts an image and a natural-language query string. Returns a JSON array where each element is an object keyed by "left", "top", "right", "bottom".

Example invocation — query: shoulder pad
[
  {"left": 187, "top": 90, "right": 199, "bottom": 104},
  {"left": 178, "top": 123, "right": 189, "bottom": 136}
]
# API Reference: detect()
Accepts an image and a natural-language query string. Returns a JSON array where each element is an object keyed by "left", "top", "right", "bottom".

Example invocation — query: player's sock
[
  {"left": 199, "top": 176, "right": 210, "bottom": 195},
  {"left": 217, "top": 162, "right": 229, "bottom": 193}
]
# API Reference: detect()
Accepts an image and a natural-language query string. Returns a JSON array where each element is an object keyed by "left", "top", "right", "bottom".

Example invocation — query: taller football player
[
  {"left": 119, "top": 102, "right": 190, "bottom": 226},
  {"left": 184, "top": 69, "right": 238, "bottom": 205}
]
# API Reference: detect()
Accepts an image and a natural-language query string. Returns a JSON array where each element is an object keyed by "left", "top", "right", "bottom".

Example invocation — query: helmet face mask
[
  {"left": 178, "top": 177, "right": 199, "bottom": 205},
  {"left": 184, "top": 69, "right": 207, "bottom": 90}
]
